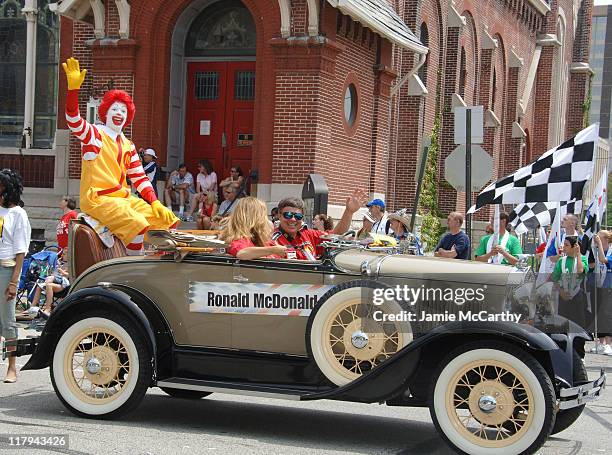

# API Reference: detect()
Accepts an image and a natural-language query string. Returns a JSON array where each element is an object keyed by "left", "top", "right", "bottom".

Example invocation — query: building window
[
  {"left": 234, "top": 70, "right": 255, "bottom": 100},
  {"left": 418, "top": 23, "right": 429, "bottom": 87},
  {"left": 344, "top": 83, "right": 357, "bottom": 126},
  {"left": 185, "top": 0, "right": 256, "bottom": 57},
  {"left": 0, "top": 0, "right": 58, "bottom": 148},
  {"left": 195, "top": 72, "right": 219, "bottom": 100},
  {"left": 341, "top": 74, "right": 360, "bottom": 136},
  {"left": 459, "top": 47, "right": 467, "bottom": 98},
  {"left": 491, "top": 68, "right": 497, "bottom": 111}
]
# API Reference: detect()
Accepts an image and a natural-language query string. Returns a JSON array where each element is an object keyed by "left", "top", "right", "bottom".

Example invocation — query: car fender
[
  {"left": 22, "top": 286, "right": 158, "bottom": 378},
  {"left": 304, "top": 321, "right": 561, "bottom": 403}
]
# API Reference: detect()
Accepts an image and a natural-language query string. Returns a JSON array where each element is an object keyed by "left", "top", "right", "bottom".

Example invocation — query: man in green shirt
[{"left": 475, "top": 212, "right": 522, "bottom": 266}]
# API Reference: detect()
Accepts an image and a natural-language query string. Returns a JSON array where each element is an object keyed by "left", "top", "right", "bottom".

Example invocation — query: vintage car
[{"left": 4, "top": 221, "right": 606, "bottom": 455}]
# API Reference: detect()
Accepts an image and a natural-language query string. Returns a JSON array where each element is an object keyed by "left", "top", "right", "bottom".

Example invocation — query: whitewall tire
[
  {"left": 307, "top": 281, "right": 412, "bottom": 386},
  {"left": 430, "top": 342, "right": 556, "bottom": 455},
  {"left": 50, "top": 314, "right": 151, "bottom": 418}
]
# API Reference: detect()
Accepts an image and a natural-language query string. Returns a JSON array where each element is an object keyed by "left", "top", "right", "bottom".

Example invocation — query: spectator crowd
[{"left": 2, "top": 160, "right": 611, "bottom": 386}]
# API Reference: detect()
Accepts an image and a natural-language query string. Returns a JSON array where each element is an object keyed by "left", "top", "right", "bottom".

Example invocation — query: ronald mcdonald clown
[{"left": 63, "top": 57, "right": 179, "bottom": 254}]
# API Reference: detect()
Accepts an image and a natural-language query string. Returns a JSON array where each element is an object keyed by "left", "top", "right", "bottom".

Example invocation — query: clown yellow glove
[
  {"left": 62, "top": 57, "right": 87, "bottom": 90},
  {"left": 151, "top": 200, "right": 178, "bottom": 226}
]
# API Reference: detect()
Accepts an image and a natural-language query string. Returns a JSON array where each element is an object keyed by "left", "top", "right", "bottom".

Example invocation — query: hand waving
[
  {"left": 345, "top": 189, "right": 368, "bottom": 213},
  {"left": 62, "top": 57, "right": 87, "bottom": 90}
]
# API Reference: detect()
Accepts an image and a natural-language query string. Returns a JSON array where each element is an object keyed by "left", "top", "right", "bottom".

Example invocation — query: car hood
[{"left": 333, "top": 249, "right": 512, "bottom": 286}]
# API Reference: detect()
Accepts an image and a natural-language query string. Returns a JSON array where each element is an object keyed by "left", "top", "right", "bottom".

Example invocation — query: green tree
[{"left": 418, "top": 115, "right": 446, "bottom": 251}]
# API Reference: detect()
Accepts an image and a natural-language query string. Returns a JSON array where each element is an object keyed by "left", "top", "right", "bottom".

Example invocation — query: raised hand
[
  {"left": 62, "top": 57, "right": 87, "bottom": 90},
  {"left": 345, "top": 189, "right": 368, "bottom": 213}
]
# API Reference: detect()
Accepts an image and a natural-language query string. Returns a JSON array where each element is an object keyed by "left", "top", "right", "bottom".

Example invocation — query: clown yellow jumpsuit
[{"left": 65, "top": 89, "right": 179, "bottom": 251}]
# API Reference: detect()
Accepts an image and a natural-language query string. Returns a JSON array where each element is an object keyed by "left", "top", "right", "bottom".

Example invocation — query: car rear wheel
[
  {"left": 306, "top": 281, "right": 412, "bottom": 386},
  {"left": 160, "top": 388, "right": 211, "bottom": 400},
  {"left": 430, "top": 341, "right": 556, "bottom": 455},
  {"left": 50, "top": 313, "right": 151, "bottom": 419}
]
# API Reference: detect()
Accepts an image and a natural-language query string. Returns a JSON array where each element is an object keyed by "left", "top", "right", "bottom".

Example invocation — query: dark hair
[
  {"left": 566, "top": 235, "right": 578, "bottom": 247},
  {"left": 63, "top": 195, "right": 77, "bottom": 210},
  {"left": 499, "top": 212, "right": 509, "bottom": 224},
  {"left": 178, "top": 163, "right": 187, "bottom": 170},
  {"left": 315, "top": 214, "right": 334, "bottom": 231},
  {"left": 277, "top": 197, "right": 304, "bottom": 212},
  {"left": 0, "top": 169, "right": 24, "bottom": 208},
  {"left": 198, "top": 160, "right": 213, "bottom": 174},
  {"left": 231, "top": 166, "right": 243, "bottom": 177},
  {"left": 271, "top": 207, "right": 279, "bottom": 216}
]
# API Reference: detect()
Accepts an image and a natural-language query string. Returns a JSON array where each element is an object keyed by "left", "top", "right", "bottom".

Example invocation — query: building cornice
[{"left": 527, "top": 0, "right": 551, "bottom": 16}]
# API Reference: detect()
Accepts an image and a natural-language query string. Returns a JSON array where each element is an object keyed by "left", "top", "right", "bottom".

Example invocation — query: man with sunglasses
[{"left": 272, "top": 190, "right": 367, "bottom": 260}]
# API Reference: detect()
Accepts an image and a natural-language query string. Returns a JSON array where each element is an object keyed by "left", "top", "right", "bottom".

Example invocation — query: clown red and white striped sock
[{"left": 125, "top": 228, "right": 147, "bottom": 256}]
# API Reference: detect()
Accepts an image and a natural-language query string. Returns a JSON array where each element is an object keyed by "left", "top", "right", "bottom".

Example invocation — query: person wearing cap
[
  {"left": 142, "top": 148, "right": 159, "bottom": 197},
  {"left": 357, "top": 211, "right": 376, "bottom": 239},
  {"left": 434, "top": 212, "right": 470, "bottom": 260},
  {"left": 388, "top": 208, "right": 424, "bottom": 255},
  {"left": 366, "top": 199, "right": 392, "bottom": 235}
]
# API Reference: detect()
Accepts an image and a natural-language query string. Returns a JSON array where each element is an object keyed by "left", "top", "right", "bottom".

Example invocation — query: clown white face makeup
[{"left": 105, "top": 101, "right": 128, "bottom": 133}]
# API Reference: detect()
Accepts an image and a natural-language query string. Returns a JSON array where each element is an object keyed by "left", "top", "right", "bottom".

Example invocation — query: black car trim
[{"left": 22, "top": 287, "right": 158, "bottom": 376}]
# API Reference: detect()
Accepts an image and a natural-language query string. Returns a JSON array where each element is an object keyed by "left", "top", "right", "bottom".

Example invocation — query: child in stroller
[
  {"left": 30, "top": 266, "right": 70, "bottom": 316},
  {"left": 16, "top": 247, "right": 62, "bottom": 317}
]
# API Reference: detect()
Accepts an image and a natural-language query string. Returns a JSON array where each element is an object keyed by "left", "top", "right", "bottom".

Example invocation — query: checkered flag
[
  {"left": 583, "top": 168, "right": 608, "bottom": 240},
  {"left": 468, "top": 124, "right": 599, "bottom": 213},
  {"left": 508, "top": 200, "right": 583, "bottom": 235}
]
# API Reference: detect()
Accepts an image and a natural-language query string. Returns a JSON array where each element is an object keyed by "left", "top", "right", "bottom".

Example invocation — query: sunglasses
[{"left": 282, "top": 211, "right": 304, "bottom": 221}]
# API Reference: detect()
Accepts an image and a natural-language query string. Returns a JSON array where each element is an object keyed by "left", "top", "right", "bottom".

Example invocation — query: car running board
[{"left": 157, "top": 377, "right": 309, "bottom": 401}]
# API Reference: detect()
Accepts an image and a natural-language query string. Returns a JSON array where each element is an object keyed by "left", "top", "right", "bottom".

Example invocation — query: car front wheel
[
  {"left": 50, "top": 312, "right": 152, "bottom": 419},
  {"left": 430, "top": 341, "right": 556, "bottom": 455}
]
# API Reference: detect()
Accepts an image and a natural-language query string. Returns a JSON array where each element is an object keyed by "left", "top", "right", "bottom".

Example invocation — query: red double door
[{"left": 185, "top": 61, "right": 255, "bottom": 186}]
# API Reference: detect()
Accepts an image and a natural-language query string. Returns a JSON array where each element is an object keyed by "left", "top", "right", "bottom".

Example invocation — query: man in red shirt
[
  {"left": 272, "top": 190, "right": 367, "bottom": 260},
  {"left": 56, "top": 196, "right": 78, "bottom": 255}
]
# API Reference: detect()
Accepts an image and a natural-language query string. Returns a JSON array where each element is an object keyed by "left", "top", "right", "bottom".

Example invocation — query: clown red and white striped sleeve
[
  {"left": 127, "top": 144, "right": 157, "bottom": 204},
  {"left": 65, "top": 89, "right": 102, "bottom": 161}
]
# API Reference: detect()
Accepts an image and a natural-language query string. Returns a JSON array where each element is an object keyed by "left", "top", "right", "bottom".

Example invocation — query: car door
[{"left": 226, "top": 259, "right": 329, "bottom": 355}]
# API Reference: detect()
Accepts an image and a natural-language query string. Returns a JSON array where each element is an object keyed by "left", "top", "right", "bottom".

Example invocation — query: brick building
[{"left": 0, "top": 0, "right": 595, "bottom": 237}]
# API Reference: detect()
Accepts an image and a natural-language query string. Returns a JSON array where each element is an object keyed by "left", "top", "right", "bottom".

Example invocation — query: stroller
[{"left": 16, "top": 247, "right": 62, "bottom": 315}]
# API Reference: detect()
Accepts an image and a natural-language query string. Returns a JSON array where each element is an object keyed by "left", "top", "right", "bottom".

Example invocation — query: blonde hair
[
  {"left": 221, "top": 197, "right": 271, "bottom": 246},
  {"left": 204, "top": 191, "right": 217, "bottom": 204},
  {"left": 599, "top": 230, "right": 612, "bottom": 242}
]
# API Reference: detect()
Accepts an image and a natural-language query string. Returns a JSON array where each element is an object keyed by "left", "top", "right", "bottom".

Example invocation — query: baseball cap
[
  {"left": 366, "top": 198, "right": 385, "bottom": 209},
  {"left": 144, "top": 148, "right": 157, "bottom": 158}
]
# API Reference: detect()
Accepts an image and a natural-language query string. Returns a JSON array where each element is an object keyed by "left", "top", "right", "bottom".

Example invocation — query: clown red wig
[{"left": 98, "top": 90, "right": 136, "bottom": 126}]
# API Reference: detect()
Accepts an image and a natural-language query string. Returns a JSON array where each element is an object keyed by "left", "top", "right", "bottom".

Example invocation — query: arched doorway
[{"left": 180, "top": 0, "right": 256, "bottom": 182}]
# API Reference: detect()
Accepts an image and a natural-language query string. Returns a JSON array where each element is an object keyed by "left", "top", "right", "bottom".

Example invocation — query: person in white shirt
[
  {"left": 185, "top": 160, "right": 217, "bottom": 222},
  {"left": 164, "top": 163, "right": 195, "bottom": 219},
  {"left": 366, "top": 199, "right": 392, "bottom": 235},
  {"left": 0, "top": 169, "right": 31, "bottom": 383}
]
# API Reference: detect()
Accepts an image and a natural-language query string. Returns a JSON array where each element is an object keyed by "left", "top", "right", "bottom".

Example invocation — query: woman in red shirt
[
  {"left": 196, "top": 191, "right": 217, "bottom": 230},
  {"left": 221, "top": 197, "right": 286, "bottom": 260},
  {"left": 56, "top": 196, "right": 78, "bottom": 255}
]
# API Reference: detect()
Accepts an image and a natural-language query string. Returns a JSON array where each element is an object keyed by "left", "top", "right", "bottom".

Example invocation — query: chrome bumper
[{"left": 558, "top": 370, "right": 606, "bottom": 410}]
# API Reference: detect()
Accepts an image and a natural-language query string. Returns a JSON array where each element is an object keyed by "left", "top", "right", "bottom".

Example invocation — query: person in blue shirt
[{"left": 434, "top": 212, "right": 470, "bottom": 260}]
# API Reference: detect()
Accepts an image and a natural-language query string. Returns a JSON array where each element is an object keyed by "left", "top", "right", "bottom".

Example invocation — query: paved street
[{"left": 1, "top": 340, "right": 610, "bottom": 455}]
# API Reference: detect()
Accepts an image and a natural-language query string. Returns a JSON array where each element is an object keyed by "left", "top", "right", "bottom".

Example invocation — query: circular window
[{"left": 344, "top": 83, "right": 358, "bottom": 127}]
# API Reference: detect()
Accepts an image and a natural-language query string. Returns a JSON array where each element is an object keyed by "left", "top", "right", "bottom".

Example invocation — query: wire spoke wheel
[
  {"left": 325, "top": 300, "right": 403, "bottom": 379},
  {"left": 51, "top": 315, "right": 151, "bottom": 418},
  {"left": 431, "top": 343, "right": 556, "bottom": 455},
  {"left": 308, "top": 282, "right": 412, "bottom": 386},
  {"left": 65, "top": 328, "right": 133, "bottom": 405},
  {"left": 447, "top": 359, "right": 534, "bottom": 447}
]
